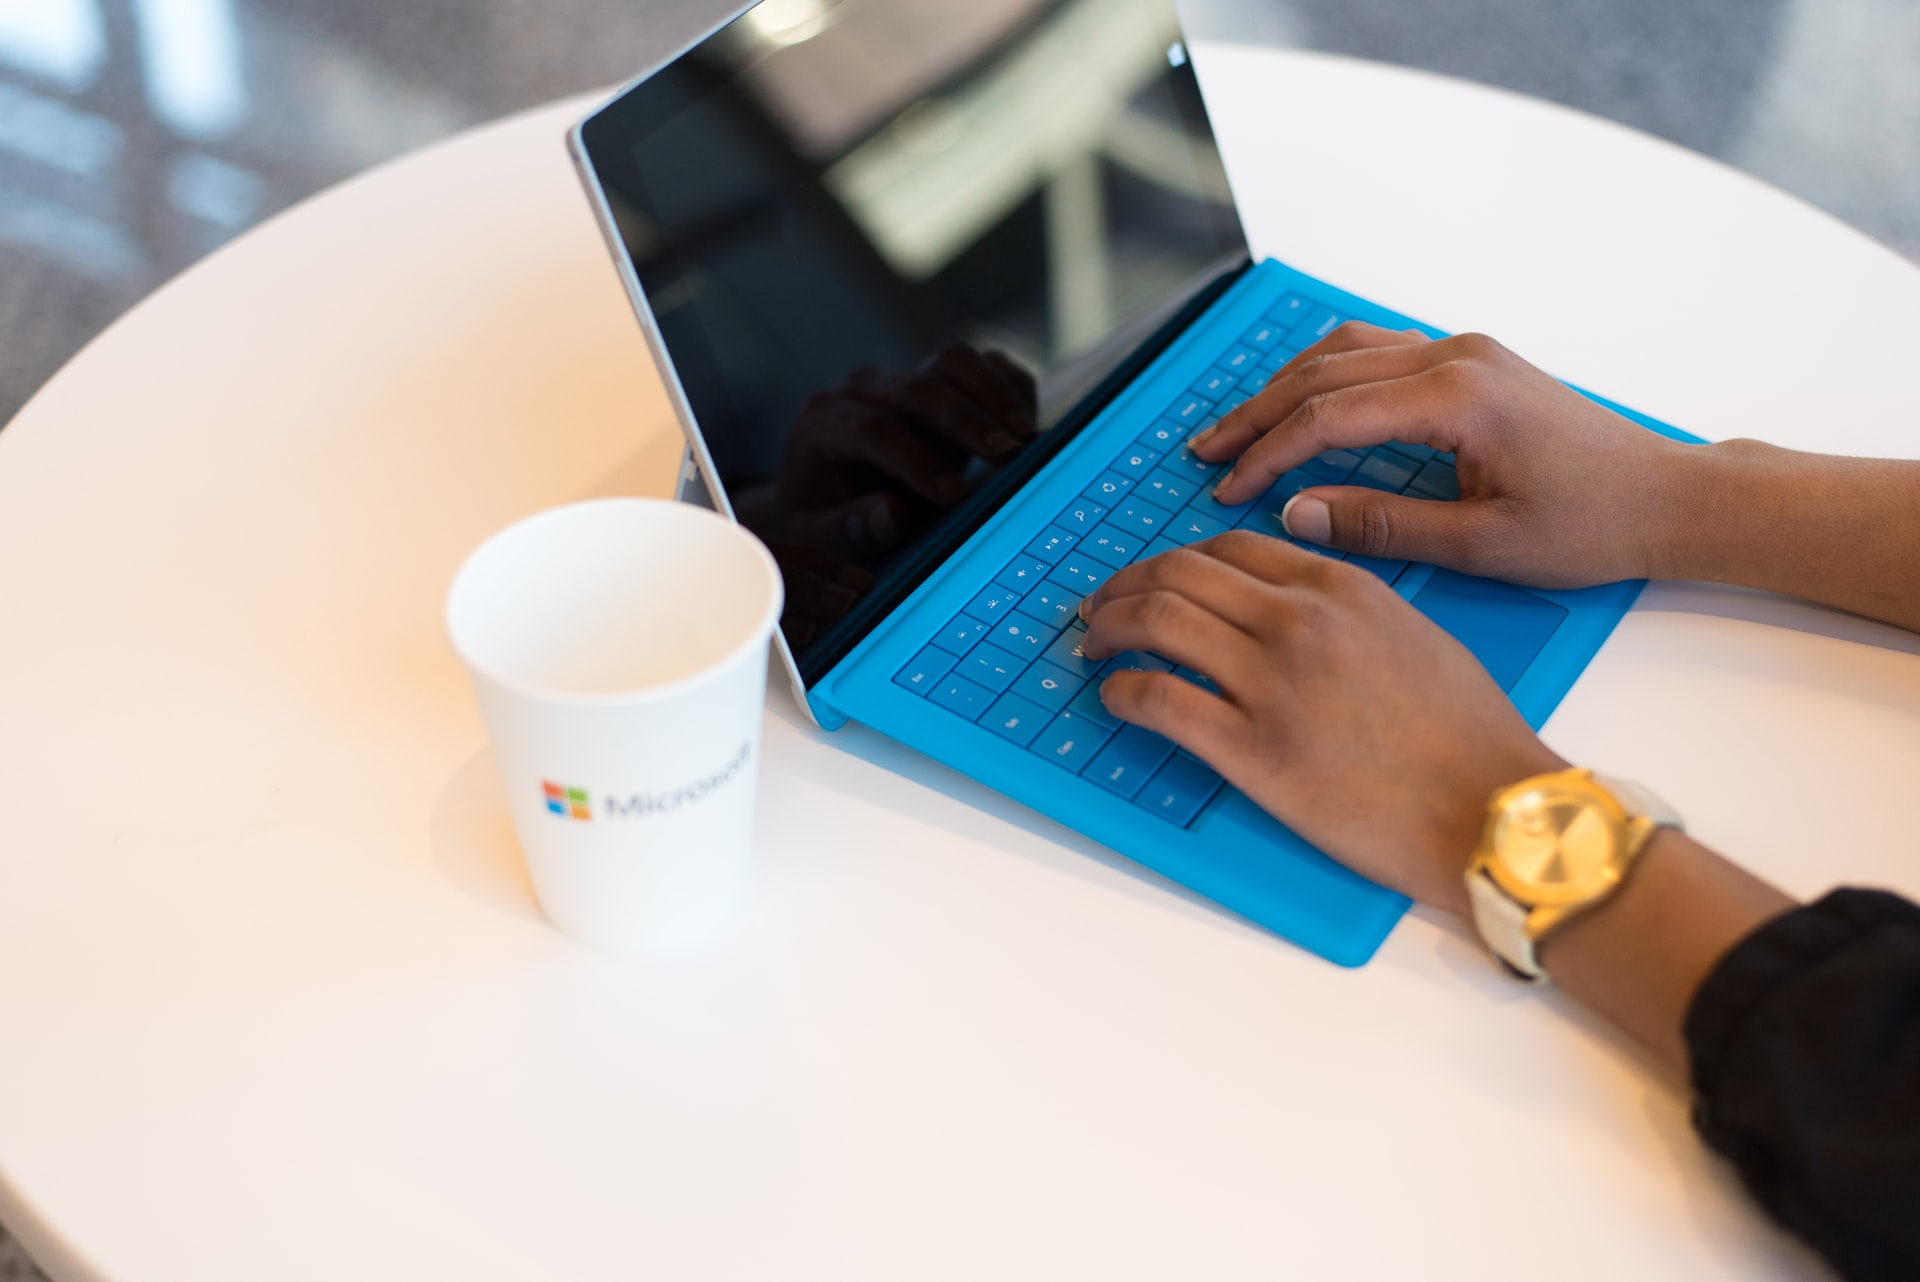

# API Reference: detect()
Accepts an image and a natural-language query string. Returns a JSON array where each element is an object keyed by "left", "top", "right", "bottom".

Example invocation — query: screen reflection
[{"left": 582, "top": 0, "right": 1247, "bottom": 680}]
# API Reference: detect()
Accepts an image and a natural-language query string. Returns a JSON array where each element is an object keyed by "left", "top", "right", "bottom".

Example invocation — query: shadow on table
[{"left": 428, "top": 750, "right": 545, "bottom": 926}]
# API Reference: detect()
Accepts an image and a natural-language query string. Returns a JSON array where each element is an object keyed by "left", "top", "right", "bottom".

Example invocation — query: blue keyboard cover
[{"left": 810, "top": 258, "right": 1702, "bottom": 966}]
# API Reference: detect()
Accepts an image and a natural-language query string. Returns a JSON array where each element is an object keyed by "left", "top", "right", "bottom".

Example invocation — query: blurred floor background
[
  {"left": 0, "top": 0, "right": 1917, "bottom": 435},
  {"left": 0, "top": 0, "right": 1916, "bottom": 1271}
]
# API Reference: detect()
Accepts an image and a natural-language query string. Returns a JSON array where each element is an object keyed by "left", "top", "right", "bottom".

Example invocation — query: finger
[
  {"left": 1079, "top": 586, "right": 1265, "bottom": 678},
  {"left": 1097, "top": 670, "right": 1247, "bottom": 766},
  {"left": 1279, "top": 486, "right": 1511, "bottom": 570},
  {"left": 1193, "top": 332, "right": 1446, "bottom": 467},
  {"left": 1079, "top": 539, "right": 1306, "bottom": 635},
  {"left": 1211, "top": 365, "right": 1468, "bottom": 504}
]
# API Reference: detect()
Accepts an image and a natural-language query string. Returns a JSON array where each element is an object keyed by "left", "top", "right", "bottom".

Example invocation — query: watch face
[{"left": 1490, "top": 783, "right": 1625, "bottom": 905}]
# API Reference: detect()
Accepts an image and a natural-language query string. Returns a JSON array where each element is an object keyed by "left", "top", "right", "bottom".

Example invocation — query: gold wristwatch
[{"left": 1464, "top": 768, "right": 1683, "bottom": 982}]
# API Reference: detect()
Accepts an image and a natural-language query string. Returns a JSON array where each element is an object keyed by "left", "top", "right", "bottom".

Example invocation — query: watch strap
[
  {"left": 1594, "top": 774, "right": 1685, "bottom": 835},
  {"left": 1466, "top": 866, "right": 1545, "bottom": 982}
]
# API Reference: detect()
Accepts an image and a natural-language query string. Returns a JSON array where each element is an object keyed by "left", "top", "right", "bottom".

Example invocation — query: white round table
[{"left": 4, "top": 44, "right": 1918, "bottom": 1282}]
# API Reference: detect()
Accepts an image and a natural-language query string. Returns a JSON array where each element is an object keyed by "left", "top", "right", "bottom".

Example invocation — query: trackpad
[{"left": 1410, "top": 570, "right": 1568, "bottom": 691}]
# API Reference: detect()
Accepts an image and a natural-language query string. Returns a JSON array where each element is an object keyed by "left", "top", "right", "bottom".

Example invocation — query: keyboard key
[
  {"left": 928, "top": 673, "right": 995, "bottom": 720},
  {"left": 1165, "top": 509, "right": 1229, "bottom": 546},
  {"left": 1084, "top": 470, "right": 1136, "bottom": 503},
  {"left": 1218, "top": 347, "right": 1259, "bottom": 378},
  {"left": 1139, "top": 535, "right": 1185, "bottom": 562},
  {"left": 1187, "top": 483, "right": 1255, "bottom": 525},
  {"left": 929, "top": 612, "right": 988, "bottom": 656},
  {"left": 1013, "top": 660, "right": 1082, "bottom": 711},
  {"left": 1160, "top": 443, "right": 1225, "bottom": 482},
  {"left": 1298, "top": 449, "right": 1361, "bottom": 485},
  {"left": 1136, "top": 419, "right": 1190, "bottom": 450},
  {"left": 1408, "top": 460, "right": 1461, "bottom": 501},
  {"left": 1353, "top": 450, "right": 1419, "bottom": 492},
  {"left": 983, "top": 692, "right": 1051, "bottom": 748},
  {"left": 1019, "top": 583, "right": 1081, "bottom": 629},
  {"left": 1082, "top": 724, "right": 1179, "bottom": 800},
  {"left": 1043, "top": 622, "right": 1101, "bottom": 678},
  {"left": 1055, "top": 500, "right": 1108, "bottom": 533},
  {"left": 1380, "top": 440, "right": 1435, "bottom": 464},
  {"left": 1172, "top": 666, "right": 1220, "bottom": 695},
  {"left": 1133, "top": 753, "right": 1225, "bottom": 826},
  {"left": 1266, "top": 293, "right": 1311, "bottom": 326},
  {"left": 1099, "top": 649, "right": 1174, "bottom": 677},
  {"left": 991, "top": 612, "right": 1051, "bottom": 656},
  {"left": 1110, "top": 499, "right": 1175, "bottom": 539},
  {"left": 1068, "top": 680, "right": 1119, "bottom": 728},
  {"left": 1242, "top": 319, "right": 1288, "bottom": 350},
  {"left": 1030, "top": 709, "right": 1117, "bottom": 771},
  {"left": 1025, "top": 526, "right": 1079, "bottom": 564},
  {"left": 1287, "top": 305, "right": 1342, "bottom": 348},
  {"left": 964, "top": 584, "right": 1024, "bottom": 623},
  {"left": 957, "top": 642, "right": 1024, "bottom": 692},
  {"left": 1114, "top": 446, "right": 1162, "bottom": 478},
  {"left": 1138, "top": 467, "right": 1198, "bottom": 509},
  {"left": 1190, "top": 369, "right": 1236, "bottom": 400},
  {"left": 894, "top": 646, "right": 956, "bottom": 695},
  {"left": 1081, "top": 523, "right": 1146, "bottom": 567},
  {"left": 1165, "top": 395, "right": 1211, "bottom": 425},
  {"left": 994, "top": 558, "right": 1049, "bottom": 593},
  {"left": 1240, "top": 469, "right": 1317, "bottom": 537},
  {"left": 1047, "top": 555, "right": 1116, "bottom": 594},
  {"left": 1348, "top": 554, "right": 1410, "bottom": 584}
]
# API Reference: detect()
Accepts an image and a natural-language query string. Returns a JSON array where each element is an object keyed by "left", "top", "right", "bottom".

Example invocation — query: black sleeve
[{"left": 1685, "top": 888, "right": 1920, "bottom": 1282}]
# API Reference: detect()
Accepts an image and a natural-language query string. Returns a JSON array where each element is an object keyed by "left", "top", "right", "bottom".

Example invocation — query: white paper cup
[{"left": 447, "top": 498, "right": 783, "bottom": 950}]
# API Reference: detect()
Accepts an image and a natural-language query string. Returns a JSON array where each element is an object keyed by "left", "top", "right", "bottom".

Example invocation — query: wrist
[{"left": 1642, "top": 437, "right": 1784, "bottom": 583}]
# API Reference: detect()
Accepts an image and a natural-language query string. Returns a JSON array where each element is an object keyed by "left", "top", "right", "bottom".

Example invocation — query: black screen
[{"left": 581, "top": 0, "right": 1248, "bottom": 682}]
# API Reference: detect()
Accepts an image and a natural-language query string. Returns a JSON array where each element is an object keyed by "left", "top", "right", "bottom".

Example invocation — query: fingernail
[
  {"left": 1211, "top": 470, "right": 1236, "bottom": 501},
  {"left": 1190, "top": 425, "right": 1216, "bottom": 450},
  {"left": 1077, "top": 597, "right": 1092, "bottom": 622},
  {"left": 1281, "top": 494, "right": 1331, "bottom": 543},
  {"left": 934, "top": 474, "right": 967, "bottom": 504}
]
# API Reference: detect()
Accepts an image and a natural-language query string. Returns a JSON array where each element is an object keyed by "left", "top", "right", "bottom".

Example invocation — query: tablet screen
[{"left": 580, "top": 0, "right": 1246, "bottom": 682}]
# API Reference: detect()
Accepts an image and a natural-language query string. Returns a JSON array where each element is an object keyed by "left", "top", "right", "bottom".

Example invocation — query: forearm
[
  {"left": 1536, "top": 828, "right": 1795, "bottom": 1073},
  {"left": 1651, "top": 440, "right": 1920, "bottom": 633}
]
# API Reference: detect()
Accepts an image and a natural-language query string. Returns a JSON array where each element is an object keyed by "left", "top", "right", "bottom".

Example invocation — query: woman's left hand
[{"left": 1078, "top": 531, "right": 1564, "bottom": 912}]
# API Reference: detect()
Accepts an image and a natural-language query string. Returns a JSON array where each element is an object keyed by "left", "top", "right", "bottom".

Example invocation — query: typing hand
[
  {"left": 1190, "top": 324, "right": 1694, "bottom": 589},
  {"left": 1079, "top": 531, "right": 1563, "bottom": 912}
]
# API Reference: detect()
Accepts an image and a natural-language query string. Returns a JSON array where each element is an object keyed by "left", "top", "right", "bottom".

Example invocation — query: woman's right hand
[{"left": 1192, "top": 323, "right": 1705, "bottom": 589}]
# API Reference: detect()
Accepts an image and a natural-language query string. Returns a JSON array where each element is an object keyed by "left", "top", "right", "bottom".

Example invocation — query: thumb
[{"left": 1281, "top": 487, "right": 1499, "bottom": 567}]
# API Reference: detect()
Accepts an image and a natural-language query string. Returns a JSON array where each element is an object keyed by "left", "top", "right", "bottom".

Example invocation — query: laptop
[{"left": 568, "top": 0, "right": 1697, "bottom": 966}]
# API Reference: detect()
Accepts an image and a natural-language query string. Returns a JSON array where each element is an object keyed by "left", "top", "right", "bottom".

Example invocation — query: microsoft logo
[{"left": 542, "top": 780, "right": 592, "bottom": 821}]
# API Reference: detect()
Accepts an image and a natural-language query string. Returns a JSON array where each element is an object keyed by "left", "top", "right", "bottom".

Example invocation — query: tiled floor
[{"left": 0, "top": 0, "right": 1916, "bottom": 1274}]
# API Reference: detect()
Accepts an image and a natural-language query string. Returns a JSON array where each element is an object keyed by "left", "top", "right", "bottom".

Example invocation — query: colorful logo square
[{"left": 542, "top": 780, "right": 591, "bottom": 821}]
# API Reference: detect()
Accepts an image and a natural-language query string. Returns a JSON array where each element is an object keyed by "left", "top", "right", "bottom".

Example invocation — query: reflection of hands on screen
[{"left": 736, "top": 343, "right": 1036, "bottom": 636}]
